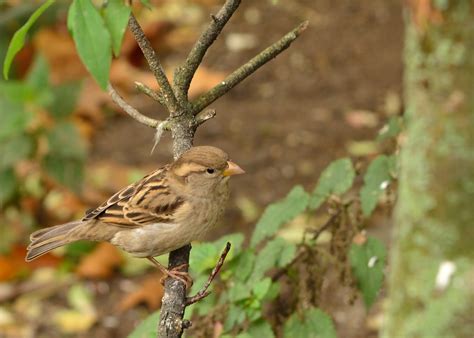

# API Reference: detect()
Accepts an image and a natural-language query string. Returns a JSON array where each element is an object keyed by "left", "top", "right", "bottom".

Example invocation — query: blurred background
[{"left": 0, "top": 0, "right": 402, "bottom": 337}]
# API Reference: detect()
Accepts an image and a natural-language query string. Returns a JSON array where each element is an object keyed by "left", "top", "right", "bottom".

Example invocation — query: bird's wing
[{"left": 82, "top": 166, "right": 184, "bottom": 227}]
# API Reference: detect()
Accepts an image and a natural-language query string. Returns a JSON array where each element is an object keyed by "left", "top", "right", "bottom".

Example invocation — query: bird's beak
[{"left": 223, "top": 161, "right": 245, "bottom": 176}]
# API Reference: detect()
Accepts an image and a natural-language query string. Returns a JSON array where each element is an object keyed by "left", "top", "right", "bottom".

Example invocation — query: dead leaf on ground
[
  {"left": 118, "top": 273, "right": 164, "bottom": 312},
  {"left": 0, "top": 246, "right": 61, "bottom": 282},
  {"left": 344, "top": 110, "right": 379, "bottom": 128},
  {"left": 76, "top": 243, "right": 123, "bottom": 279}
]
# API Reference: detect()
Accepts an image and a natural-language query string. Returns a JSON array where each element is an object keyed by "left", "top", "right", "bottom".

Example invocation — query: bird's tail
[{"left": 26, "top": 221, "right": 82, "bottom": 261}]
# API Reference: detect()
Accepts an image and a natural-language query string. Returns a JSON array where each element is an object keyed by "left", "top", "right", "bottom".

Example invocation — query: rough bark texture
[{"left": 383, "top": 1, "right": 474, "bottom": 337}]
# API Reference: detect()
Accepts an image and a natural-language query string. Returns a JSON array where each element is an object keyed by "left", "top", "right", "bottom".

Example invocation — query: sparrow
[{"left": 26, "top": 146, "right": 244, "bottom": 284}]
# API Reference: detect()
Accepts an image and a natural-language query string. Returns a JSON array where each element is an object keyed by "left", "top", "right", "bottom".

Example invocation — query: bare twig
[
  {"left": 194, "top": 109, "right": 216, "bottom": 127},
  {"left": 134, "top": 81, "right": 165, "bottom": 105},
  {"left": 191, "top": 20, "right": 309, "bottom": 115},
  {"left": 186, "top": 242, "right": 231, "bottom": 306},
  {"left": 128, "top": 14, "right": 180, "bottom": 113},
  {"left": 174, "top": 0, "right": 241, "bottom": 100},
  {"left": 108, "top": 83, "right": 161, "bottom": 128}
]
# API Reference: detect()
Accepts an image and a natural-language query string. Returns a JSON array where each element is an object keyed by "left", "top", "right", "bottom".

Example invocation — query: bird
[{"left": 25, "top": 146, "right": 244, "bottom": 285}]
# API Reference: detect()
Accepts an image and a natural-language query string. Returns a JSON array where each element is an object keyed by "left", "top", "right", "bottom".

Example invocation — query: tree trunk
[{"left": 383, "top": 1, "right": 474, "bottom": 337}]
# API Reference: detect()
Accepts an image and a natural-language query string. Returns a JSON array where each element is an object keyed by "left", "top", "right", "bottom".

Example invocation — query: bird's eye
[{"left": 206, "top": 168, "right": 215, "bottom": 174}]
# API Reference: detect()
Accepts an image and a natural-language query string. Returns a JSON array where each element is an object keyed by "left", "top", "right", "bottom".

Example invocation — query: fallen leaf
[
  {"left": 76, "top": 243, "right": 123, "bottom": 279},
  {"left": 0, "top": 245, "right": 60, "bottom": 281},
  {"left": 344, "top": 110, "right": 379, "bottom": 128},
  {"left": 53, "top": 309, "right": 96, "bottom": 333},
  {"left": 118, "top": 273, "right": 164, "bottom": 311}
]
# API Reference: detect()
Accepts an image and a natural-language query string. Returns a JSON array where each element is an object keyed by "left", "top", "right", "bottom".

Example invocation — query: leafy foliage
[
  {"left": 283, "top": 307, "right": 337, "bottom": 338},
  {"left": 68, "top": 0, "right": 112, "bottom": 89},
  {"left": 349, "top": 236, "right": 387, "bottom": 308},
  {"left": 3, "top": 0, "right": 55, "bottom": 79},
  {"left": 103, "top": 0, "right": 131, "bottom": 57},
  {"left": 0, "top": 55, "right": 85, "bottom": 202},
  {"left": 309, "top": 158, "right": 355, "bottom": 210},
  {"left": 360, "top": 155, "right": 396, "bottom": 216},
  {"left": 250, "top": 185, "right": 309, "bottom": 247}
]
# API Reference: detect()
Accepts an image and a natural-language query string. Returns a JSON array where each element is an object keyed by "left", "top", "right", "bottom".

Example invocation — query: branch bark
[
  {"left": 191, "top": 20, "right": 308, "bottom": 115},
  {"left": 107, "top": 5, "right": 307, "bottom": 338},
  {"left": 128, "top": 14, "right": 179, "bottom": 114},
  {"left": 174, "top": 0, "right": 241, "bottom": 101}
]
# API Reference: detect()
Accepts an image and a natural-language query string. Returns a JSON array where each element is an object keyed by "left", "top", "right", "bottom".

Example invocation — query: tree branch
[
  {"left": 128, "top": 14, "right": 180, "bottom": 114},
  {"left": 158, "top": 245, "right": 191, "bottom": 338},
  {"left": 191, "top": 20, "right": 309, "bottom": 115},
  {"left": 108, "top": 83, "right": 161, "bottom": 128},
  {"left": 186, "top": 242, "right": 231, "bottom": 306},
  {"left": 134, "top": 81, "right": 165, "bottom": 105},
  {"left": 174, "top": 0, "right": 241, "bottom": 101}
]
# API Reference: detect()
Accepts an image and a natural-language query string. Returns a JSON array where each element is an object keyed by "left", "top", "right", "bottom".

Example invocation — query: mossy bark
[{"left": 383, "top": 1, "right": 474, "bottom": 337}]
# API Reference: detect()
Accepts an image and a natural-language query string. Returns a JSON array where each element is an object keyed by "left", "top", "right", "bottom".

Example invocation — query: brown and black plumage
[{"left": 26, "top": 146, "right": 244, "bottom": 282}]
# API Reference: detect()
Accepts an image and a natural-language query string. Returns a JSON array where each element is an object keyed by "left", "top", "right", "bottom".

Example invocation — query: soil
[{"left": 89, "top": 0, "right": 403, "bottom": 337}]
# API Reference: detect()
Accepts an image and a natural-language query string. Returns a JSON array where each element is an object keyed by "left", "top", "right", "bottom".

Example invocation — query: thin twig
[
  {"left": 191, "top": 20, "right": 309, "bottom": 115},
  {"left": 194, "top": 109, "right": 216, "bottom": 127},
  {"left": 186, "top": 242, "right": 231, "bottom": 306},
  {"left": 174, "top": 0, "right": 241, "bottom": 100},
  {"left": 128, "top": 14, "right": 180, "bottom": 114},
  {"left": 108, "top": 83, "right": 161, "bottom": 128},
  {"left": 134, "top": 81, "right": 165, "bottom": 105}
]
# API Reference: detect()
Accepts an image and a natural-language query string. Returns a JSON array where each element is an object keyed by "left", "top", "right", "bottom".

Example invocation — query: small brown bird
[{"left": 26, "top": 146, "right": 244, "bottom": 284}]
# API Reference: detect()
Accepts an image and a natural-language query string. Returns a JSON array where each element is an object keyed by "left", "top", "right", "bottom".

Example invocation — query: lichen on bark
[{"left": 383, "top": 1, "right": 474, "bottom": 337}]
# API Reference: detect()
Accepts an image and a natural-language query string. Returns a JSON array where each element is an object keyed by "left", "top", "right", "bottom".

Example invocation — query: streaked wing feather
[{"left": 81, "top": 167, "right": 174, "bottom": 227}]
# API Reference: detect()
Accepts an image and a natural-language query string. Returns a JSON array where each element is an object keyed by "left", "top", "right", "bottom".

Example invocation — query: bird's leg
[{"left": 147, "top": 257, "right": 193, "bottom": 289}]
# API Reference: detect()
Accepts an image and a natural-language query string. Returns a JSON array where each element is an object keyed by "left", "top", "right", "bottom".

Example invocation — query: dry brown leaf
[
  {"left": 118, "top": 274, "right": 164, "bottom": 312},
  {"left": 76, "top": 243, "right": 123, "bottom": 279},
  {"left": 187, "top": 66, "right": 226, "bottom": 99},
  {"left": 0, "top": 246, "right": 60, "bottom": 281}
]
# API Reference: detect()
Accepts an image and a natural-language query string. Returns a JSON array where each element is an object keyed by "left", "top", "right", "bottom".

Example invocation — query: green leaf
[
  {"left": 43, "top": 156, "right": 84, "bottom": 191},
  {"left": 46, "top": 122, "right": 86, "bottom": 159},
  {"left": 309, "top": 158, "right": 355, "bottom": 210},
  {"left": 283, "top": 307, "right": 337, "bottom": 338},
  {"left": 251, "top": 186, "right": 309, "bottom": 247},
  {"left": 248, "top": 238, "right": 295, "bottom": 284},
  {"left": 0, "top": 81, "right": 37, "bottom": 103},
  {"left": 139, "top": 0, "right": 152, "bottom": 9},
  {"left": 26, "top": 55, "right": 50, "bottom": 91},
  {"left": 3, "top": 0, "right": 55, "bottom": 80},
  {"left": 278, "top": 243, "right": 297, "bottom": 267},
  {"left": 228, "top": 281, "right": 251, "bottom": 302},
  {"left": 128, "top": 310, "right": 160, "bottom": 338},
  {"left": 360, "top": 155, "right": 393, "bottom": 217},
  {"left": 190, "top": 234, "right": 243, "bottom": 276},
  {"left": 246, "top": 319, "right": 275, "bottom": 338},
  {"left": 0, "top": 102, "right": 33, "bottom": 141},
  {"left": 0, "top": 134, "right": 34, "bottom": 170},
  {"left": 224, "top": 304, "right": 246, "bottom": 332},
  {"left": 47, "top": 82, "right": 81, "bottom": 118},
  {"left": 103, "top": 0, "right": 131, "bottom": 57},
  {"left": 228, "top": 250, "right": 256, "bottom": 282},
  {"left": 0, "top": 168, "right": 17, "bottom": 204},
  {"left": 377, "top": 116, "right": 402, "bottom": 141},
  {"left": 68, "top": 0, "right": 111, "bottom": 89},
  {"left": 349, "top": 236, "right": 387, "bottom": 308},
  {"left": 190, "top": 242, "right": 220, "bottom": 274},
  {"left": 252, "top": 277, "right": 272, "bottom": 300}
]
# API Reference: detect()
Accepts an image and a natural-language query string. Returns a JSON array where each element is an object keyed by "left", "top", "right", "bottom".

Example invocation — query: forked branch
[
  {"left": 191, "top": 20, "right": 308, "bottom": 114},
  {"left": 106, "top": 2, "right": 307, "bottom": 337},
  {"left": 174, "top": 0, "right": 241, "bottom": 100}
]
